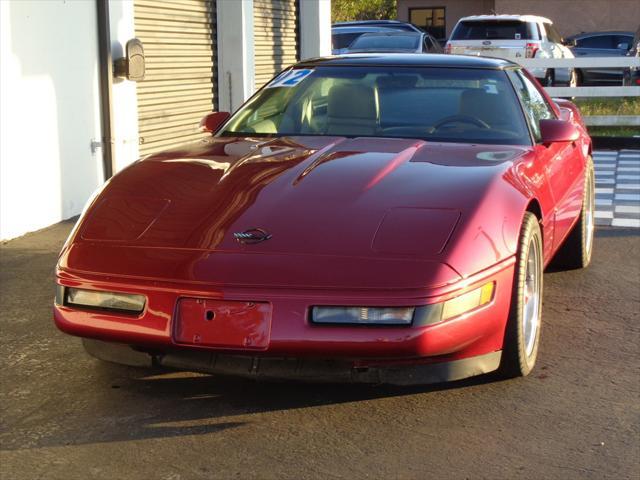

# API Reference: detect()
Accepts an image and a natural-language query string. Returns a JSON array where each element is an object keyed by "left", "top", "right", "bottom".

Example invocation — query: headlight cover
[
  {"left": 62, "top": 287, "right": 145, "bottom": 314},
  {"left": 310, "top": 282, "right": 495, "bottom": 327},
  {"left": 311, "top": 306, "right": 415, "bottom": 325}
]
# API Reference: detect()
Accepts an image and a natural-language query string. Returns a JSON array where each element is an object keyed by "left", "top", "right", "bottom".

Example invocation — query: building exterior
[
  {"left": 0, "top": 0, "right": 330, "bottom": 240},
  {"left": 397, "top": 0, "right": 640, "bottom": 41}
]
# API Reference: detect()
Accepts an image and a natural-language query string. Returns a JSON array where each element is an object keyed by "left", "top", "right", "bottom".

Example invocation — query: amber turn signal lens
[{"left": 441, "top": 282, "right": 495, "bottom": 321}]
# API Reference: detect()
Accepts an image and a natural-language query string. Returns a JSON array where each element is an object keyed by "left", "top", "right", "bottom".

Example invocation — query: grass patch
[
  {"left": 588, "top": 126, "right": 639, "bottom": 137},
  {"left": 573, "top": 98, "right": 640, "bottom": 137},
  {"left": 574, "top": 97, "right": 640, "bottom": 116}
]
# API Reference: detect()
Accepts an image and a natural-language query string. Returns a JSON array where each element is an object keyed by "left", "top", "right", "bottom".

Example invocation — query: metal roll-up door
[
  {"left": 254, "top": 0, "right": 299, "bottom": 88},
  {"left": 134, "top": 0, "right": 217, "bottom": 156}
]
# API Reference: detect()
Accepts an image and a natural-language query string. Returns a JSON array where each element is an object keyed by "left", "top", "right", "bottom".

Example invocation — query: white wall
[
  {"left": 109, "top": 0, "right": 140, "bottom": 172},
  {"left": 0, "top": 0, "right": 331, "bottom": 240},
  {"left": 217, "top": 0, "right": 332, "bottom": 112},
  {"left": 217, "top": 0, "right": 256, "bottom": 112},
  {"left": 0, "top": 0, "right": 104, "bottom": 240},
  {"left": 300, "top": 0, "right": 332, "bottom": 60}
]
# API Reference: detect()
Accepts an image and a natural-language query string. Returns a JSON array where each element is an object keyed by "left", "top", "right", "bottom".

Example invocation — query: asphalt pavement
[{"left": 0, "top": 220, "right": 638, "bottom": 480}]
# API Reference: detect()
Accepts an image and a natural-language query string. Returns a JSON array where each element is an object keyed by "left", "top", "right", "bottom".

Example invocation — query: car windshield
[
  {"left": 348, "top": 34, "right": 420, "bottom": 51},
  {"left": 220, "top": 66, "right": 532, "bottom": 146},
  {"left": 452, "top": 20, "right": 534, "bottom": 40}
]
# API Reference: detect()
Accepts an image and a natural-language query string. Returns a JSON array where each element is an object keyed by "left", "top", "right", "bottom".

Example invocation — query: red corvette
[{"left": 54, "top": 54, "right": 594, "bottom": 385}]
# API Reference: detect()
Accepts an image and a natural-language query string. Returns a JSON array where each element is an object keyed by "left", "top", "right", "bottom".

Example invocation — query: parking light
[{"left": 441, "top": 282, "right": 495, "bottom": 321}]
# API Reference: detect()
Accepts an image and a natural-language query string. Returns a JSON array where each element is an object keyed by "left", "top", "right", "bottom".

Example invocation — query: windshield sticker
[{"left": 266, "top": 69, "right": 314, "bottom": 88}]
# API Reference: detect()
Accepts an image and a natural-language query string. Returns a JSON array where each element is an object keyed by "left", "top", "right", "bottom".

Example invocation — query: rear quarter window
[
  {"left": 544, "top": 24, "right": 564, "bottom": 44},
  {"left": 332, "top": 33, "right": 361, "bottom": 50}
]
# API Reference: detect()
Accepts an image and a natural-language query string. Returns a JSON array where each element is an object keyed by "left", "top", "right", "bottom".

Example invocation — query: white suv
[{"left": 445, "top": 15, "right": 576, "bottom": 86}]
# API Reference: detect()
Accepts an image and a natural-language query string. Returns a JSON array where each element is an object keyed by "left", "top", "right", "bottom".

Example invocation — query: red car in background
[{"left": 54, "top": 54, "right": 594, "bottom": 385}]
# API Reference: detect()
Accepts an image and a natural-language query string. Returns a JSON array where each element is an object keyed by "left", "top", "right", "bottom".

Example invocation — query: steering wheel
[{"left": 432, "top": 115, "right": 491, "bottom": 131}]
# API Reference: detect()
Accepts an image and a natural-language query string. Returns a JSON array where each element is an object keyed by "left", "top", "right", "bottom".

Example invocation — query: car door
[
  {"left": 573, "top": 34, "right": 620, "bottom": 83},
  {"left": 508, "top": 69, "right": 584, "bottom": 251}
]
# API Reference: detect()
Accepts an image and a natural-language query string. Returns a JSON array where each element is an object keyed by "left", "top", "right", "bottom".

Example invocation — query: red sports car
[{"left": 54, "top": 54, "right": 594, "bottom": 385}]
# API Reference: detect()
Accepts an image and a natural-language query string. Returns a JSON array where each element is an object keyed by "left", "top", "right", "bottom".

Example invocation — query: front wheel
[
  {"left": 501, "top": 212, "right": 544, "bottom": 378},
  {"left": 552, "top": 157, "right": 595, "bottom": 269}
]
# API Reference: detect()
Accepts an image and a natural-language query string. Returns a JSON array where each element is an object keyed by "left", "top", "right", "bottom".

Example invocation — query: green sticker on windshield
[{"left": 266, "top": 69, "right": 314, "bottom": 88}]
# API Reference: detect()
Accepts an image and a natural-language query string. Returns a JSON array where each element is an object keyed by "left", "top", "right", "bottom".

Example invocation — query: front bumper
[
  {"left": 54, "top": 257, "right": 515, "bottom": 365},
  {"left": 83, "top": 338, "right": 502, "bottom": 386}
]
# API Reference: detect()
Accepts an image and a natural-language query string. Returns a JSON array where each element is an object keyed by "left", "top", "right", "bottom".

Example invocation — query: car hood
[{"left": 66, "top": 136, "right": 533, "bottom": 289}]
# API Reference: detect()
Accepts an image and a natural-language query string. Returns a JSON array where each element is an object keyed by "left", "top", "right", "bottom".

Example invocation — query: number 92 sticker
[{"left": 266, "top": 69, "right": 314, "bottom": 88}]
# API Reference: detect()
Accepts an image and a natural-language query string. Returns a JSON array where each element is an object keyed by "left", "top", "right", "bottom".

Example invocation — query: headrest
[{"left": 328, "top": 84, "right": 377, "bottom": 120}]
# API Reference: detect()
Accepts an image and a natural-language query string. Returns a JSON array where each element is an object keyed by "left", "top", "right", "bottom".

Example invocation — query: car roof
[
  {"left": 565, "top": 31, "right": 634, "bottom": 40},
  {"left": 334, "top": 20, "right": 417, "bottom": 27},
  {"left": 356, "top": 32, "right": 422, "bottom": 38},
  {"left": 332, "top": 26, "right": 406, "bottom": 34},
  {"left": 297, "top": 53, "right": 515, "bottom": 70},
  {"left": 459, "top": 14, "right": 552, "bottom": 24}
]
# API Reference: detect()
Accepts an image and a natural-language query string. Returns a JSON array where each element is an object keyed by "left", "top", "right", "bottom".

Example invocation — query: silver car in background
[
  {"left": 343, "top": 32, "right": 443, "bottom": 54},
  {"left": 445, "top": 14, "right": 576, "bottom": 86}
]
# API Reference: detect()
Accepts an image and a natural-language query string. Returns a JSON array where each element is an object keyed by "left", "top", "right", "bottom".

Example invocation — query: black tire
[
  {"left": 501, "top": 212, "right": 544, "bottom": 378},
  {"left": 575, "top": 69, "right": 583, "bottom": 86},
  {"left": 568, "top": 69, "right": 578, "bottom": 88},
  {"left": 543, "top": 69, "right": 555, "bottom": 87},
  {"left": 551, "top": 157, "right": 595, "bottom": 270}
]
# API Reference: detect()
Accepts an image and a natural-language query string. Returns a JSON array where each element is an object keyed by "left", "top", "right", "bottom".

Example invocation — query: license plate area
[{"left": 174, "top": 299, "right": 271, "bottom": 349}]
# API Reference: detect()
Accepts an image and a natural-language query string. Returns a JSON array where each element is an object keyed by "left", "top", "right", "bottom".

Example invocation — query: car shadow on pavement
[{"left": 1, "top": 356, "right": 511, "bottom": 451}]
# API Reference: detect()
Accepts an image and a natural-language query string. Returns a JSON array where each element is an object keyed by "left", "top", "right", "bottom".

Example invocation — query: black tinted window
[
  {"left": 616, "top": 35, "right": 633, "bottom": 49},
  {"left": 576, "top": 35, "right": 615, "bottom": 49},
  {"left": 451, "top": 20, "right": 534, "bottom": 40}
]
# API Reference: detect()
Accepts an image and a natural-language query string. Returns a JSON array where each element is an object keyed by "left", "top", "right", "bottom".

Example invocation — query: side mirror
[
  {"left": 199, "top": 112, "right": 231, "bottom": 133},
  {"left": 540, "top": 119, "right": 579, "bottom": 144},
  {"left": 617, "top": 42, "right": 630, "bottom": 50},
  {"left": 114, "top": 38, "right": 145, "bottom": 81}
]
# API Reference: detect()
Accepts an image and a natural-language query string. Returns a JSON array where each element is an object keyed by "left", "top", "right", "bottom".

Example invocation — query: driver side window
[{"left": 508, "top": 69, "right": 555, "bottom": 141}]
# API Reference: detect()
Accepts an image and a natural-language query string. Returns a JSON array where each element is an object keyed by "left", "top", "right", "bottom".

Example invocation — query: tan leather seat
[{"left": 326, "top": 84, "right": 378, "bottom": 136}]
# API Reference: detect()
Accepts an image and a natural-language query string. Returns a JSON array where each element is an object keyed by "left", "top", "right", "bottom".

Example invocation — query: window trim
[{"left": 506, "top": 67, "right": 558, "bottom": 145}]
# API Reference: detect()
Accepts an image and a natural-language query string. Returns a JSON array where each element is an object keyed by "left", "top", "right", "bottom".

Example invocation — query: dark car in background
[
  {"left": 565, "top": 31, "right": 634, "bottom": 85},
  {"left": 332, "top": 21, "right": 424, "bottom": 54},
  {"left": 332, "top": 26, "right": 404, "bottom": 54},
  {"left": 343, "top": 31, "right": 443, "bottom": 54},
  {"left": 333, "top": 20, "right": 422, "bottom": 32}
]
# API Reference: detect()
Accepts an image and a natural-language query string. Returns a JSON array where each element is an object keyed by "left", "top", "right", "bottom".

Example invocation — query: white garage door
[
  {"left": 134, "top": 0, "right": 218, "bottom": 155},
  {"left": 254, "top": 0, "right": 299, "bottom": 89}
]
